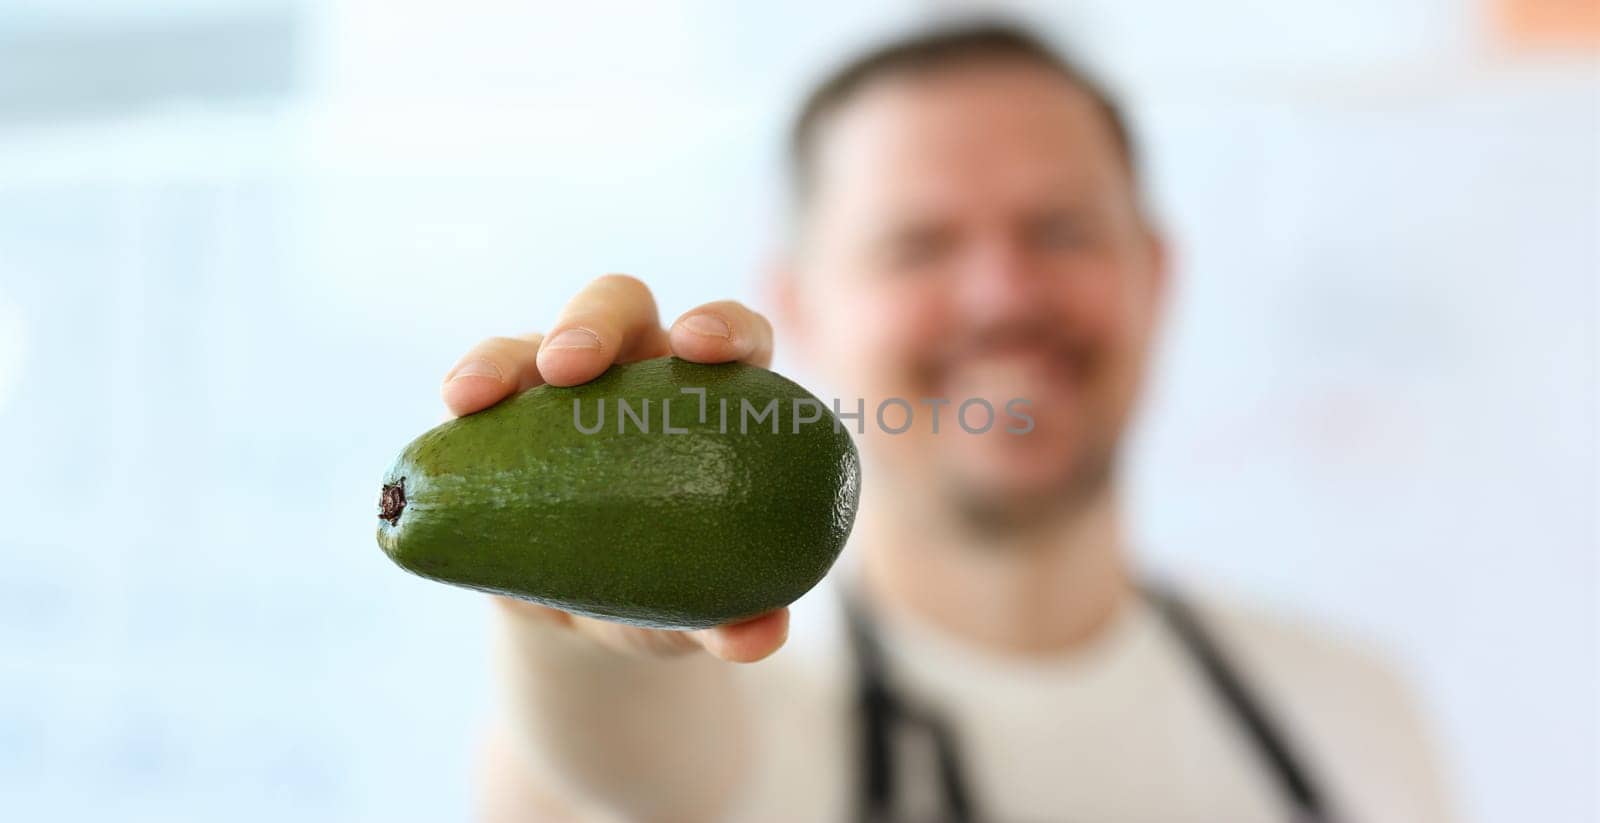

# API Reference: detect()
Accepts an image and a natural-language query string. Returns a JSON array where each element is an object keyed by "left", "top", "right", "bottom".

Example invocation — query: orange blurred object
[{"left": 1493, "top": 0, "right": 1600, "bottom": 49}]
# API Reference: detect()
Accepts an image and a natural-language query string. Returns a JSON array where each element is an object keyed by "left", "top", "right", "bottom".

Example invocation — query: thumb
[{"left": 694, "top": 608, "right": 790, "bottom": 663}]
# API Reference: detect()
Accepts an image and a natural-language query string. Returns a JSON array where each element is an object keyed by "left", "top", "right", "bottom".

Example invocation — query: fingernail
[
  {"left": 679, "top": 314, "right": 730, "bottom": 339},
  {"left": 544, "top": 328, "right": 602, "bottom": 350},
  {"left": 448, "top": 359, "right": 502, "bottom": 382}
]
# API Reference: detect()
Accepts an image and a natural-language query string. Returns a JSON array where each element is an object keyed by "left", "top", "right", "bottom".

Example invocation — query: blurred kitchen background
[{"left": 0, "top": 1, "right": 1595, "bottom": 821}]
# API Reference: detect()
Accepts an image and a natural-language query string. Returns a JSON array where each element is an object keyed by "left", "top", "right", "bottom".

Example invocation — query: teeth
[{"left": 943, "top": 355, "right": 1068, "bottom": 407}]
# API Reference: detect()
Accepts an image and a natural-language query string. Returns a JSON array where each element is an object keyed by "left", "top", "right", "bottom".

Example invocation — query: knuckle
[
  {"left": 750, "top": 309, "right": 774, "bottom": 338},
  {"left": 593, "top": 272, "right": 650, "bottom": 296},
  {"left": 721, "top": 303, "right": 772, "bottom": 341},
  {"left": 553, "top": 314, "right": 615, "bottom": 340},
  {"left": 464, "top": 336, "right": 507, "bottom": 359},
  {"left": 726, "top": 301, "right": 771, "bottom": 332},
  {"left": 481, "top": 335, "right": 529, "bottom": 357}
]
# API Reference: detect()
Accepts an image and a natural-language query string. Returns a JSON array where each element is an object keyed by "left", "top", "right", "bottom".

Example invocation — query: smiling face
[{"left": 782, "top": 58, "right": 1166, "bottom": 531}]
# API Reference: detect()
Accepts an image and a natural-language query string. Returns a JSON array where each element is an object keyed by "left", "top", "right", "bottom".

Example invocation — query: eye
[
  {"left": 884, "top": 226, "right": 954, "bottom": 272},
  {"left": 1028, "top": 213, "right": 1092, "bottom": 251}
]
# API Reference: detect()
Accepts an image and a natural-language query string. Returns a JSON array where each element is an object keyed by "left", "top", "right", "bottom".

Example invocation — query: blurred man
[{"left": 442, "top": 22, "right": 1452, "bottom": 823}]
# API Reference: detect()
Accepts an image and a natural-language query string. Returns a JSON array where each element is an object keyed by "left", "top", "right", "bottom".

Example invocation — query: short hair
[{"left": 787, "top": 20, "right": 1137, "bottom": 207}]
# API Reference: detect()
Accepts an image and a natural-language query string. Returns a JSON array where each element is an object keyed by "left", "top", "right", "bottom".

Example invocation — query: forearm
[{"left": 489, "top": 608, "right": 746, "bottom": 822}]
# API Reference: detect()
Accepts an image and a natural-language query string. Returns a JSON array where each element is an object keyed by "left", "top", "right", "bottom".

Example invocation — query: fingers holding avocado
[{"left": 401, "top": 276, "right": 845, "bottom": 661}]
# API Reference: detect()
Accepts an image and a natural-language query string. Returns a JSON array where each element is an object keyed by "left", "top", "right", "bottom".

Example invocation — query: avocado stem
[{"left": 380, "top": 477, "right": 406, "bottom": 526}]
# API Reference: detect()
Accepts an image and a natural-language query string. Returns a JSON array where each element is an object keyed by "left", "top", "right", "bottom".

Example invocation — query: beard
[
  {"left": 916, "top": 322, "right": 1120, "bottom": 539},
  {"left": 939, "top": 434, "right": 1120, "bottom": 539},
  {"left": 881, "top": 305, "right": 1136, "bottom": 540}
]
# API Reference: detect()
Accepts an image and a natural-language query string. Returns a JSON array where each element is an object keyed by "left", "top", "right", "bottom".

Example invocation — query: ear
[
  {"left": 762, "top": 249, "right": 813, "bottom": 366},
  {"left": 1141, "top": 221, "right": 1171, "bottom": 316}
]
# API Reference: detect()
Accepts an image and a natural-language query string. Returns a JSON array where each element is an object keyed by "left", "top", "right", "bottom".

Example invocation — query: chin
[
  {"left": 944, "top": 481, "right": 1085, "bottom": 535},
  {"left": 938, "top": 444, "right": 1114, "bottom": 533},
  {"left": 947, "top": 428, "right": 1084, "bottom": 489}
]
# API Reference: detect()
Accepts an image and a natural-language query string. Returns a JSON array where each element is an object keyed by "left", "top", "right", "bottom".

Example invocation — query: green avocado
[{"left": 376, "top": 357, "right": 860, "bottom": 629}]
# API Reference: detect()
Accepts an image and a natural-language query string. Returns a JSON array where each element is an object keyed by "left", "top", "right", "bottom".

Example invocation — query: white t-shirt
[{"left": 722, "top": 581, "right": 1453, "bottom": 822}]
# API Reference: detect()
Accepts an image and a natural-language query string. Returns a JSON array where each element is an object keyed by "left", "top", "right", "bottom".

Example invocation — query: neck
[{"left": 858, "top": 482, "right": 1134, "bottom": 658}]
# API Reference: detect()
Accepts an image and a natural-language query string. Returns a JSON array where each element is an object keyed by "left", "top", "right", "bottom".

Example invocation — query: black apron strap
[
  {"left": 844, "top": 589, "right": 976, "bottom": 823},
  {"left": 843, "top": 590, "right": 897, "bottom": 820},
  {"left": 1144, "top": 581, "right": 1335, "bottom": 823},
  {"left": 846, "top": 582, "right": 1337, "bottom": 823}
]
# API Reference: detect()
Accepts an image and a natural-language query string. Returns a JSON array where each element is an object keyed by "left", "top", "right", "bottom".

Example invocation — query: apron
[{"left": 843, "top": 582, "right": 1337, "bottom": 823}]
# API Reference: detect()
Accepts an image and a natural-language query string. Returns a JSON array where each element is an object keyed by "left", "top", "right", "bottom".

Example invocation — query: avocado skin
[{"left": 377, "top": 357, "right": 860, "bottom": 629}]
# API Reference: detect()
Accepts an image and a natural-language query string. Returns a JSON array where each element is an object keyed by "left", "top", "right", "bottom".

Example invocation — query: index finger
[
  {"left": 537, "top": 273, "right": 670, "bottom": 387},
  {"left": 667, "top": 300, "right": 775, "bottom": 368},
  {"left": 440, "top": 332, "right": 545, "bottom": 418}
]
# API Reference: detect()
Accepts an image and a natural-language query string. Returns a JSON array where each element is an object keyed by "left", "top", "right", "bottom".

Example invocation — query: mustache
[{"left": 914, "top": 320, "right": 1093, "bottom": 384}]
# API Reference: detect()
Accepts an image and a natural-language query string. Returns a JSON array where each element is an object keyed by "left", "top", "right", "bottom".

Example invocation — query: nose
[{"left": 953, "top": 235, "right": 1042, "bottom": 324}]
